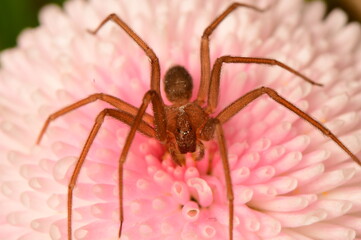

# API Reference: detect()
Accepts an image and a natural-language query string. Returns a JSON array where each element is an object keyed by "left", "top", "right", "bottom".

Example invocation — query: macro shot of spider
[{"left": 35, "top": 2, "right": 361, "bottom": 240}]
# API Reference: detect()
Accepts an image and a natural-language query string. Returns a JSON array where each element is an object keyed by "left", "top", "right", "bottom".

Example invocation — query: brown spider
[{"left": 37, "top": 2, "right": 361, "bottom": 240}]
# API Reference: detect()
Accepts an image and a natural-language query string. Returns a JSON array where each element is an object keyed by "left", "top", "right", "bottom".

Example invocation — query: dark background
[{"left": 0, "top": 0, "right": 360, "bottom": 51}]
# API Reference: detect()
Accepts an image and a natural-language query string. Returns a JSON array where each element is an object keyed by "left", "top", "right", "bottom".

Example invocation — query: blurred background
[{"left": 0, "top": 0, "right": 360, "bottom": 51}]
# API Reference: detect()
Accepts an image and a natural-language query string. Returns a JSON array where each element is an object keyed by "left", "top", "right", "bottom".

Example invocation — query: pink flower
[{"left": 1, "top": 0, "right": 361, "bottom": 239}]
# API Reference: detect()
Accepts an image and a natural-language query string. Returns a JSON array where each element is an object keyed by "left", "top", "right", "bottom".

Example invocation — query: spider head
[
  {"left": 164, "top": 65, "right": 193, "bottom": 103},
  {"left": 175, "top": 111, "right": 196, "bottom": 154}
]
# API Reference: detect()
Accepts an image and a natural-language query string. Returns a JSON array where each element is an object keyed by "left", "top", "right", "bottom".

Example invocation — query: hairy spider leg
[
  {"left": 66, "top": 108, "right": 155, "bottom": 240},
  {"left": 36, "top": 93, "right": 153, "bottom": 144},
  {"left": 204, "top": 57, "right": 359, "bottom": 240},
  {"left": 216, "top": 86, "right": 361, "bottom": 166},
  {"left": 197, "top": 3, "right": 320, "bottom": 239},
  {"left": 116, "top": 90, "right": 167, "bottom": 238},
  {"left": 88, "top": 14, "right": 161, "bottom": 96},
  {"left": 207, "top": 55, "right": 323, "bottom": 112},
  {"left": 198, "top": 2, "right": 269, "bottom": 105},
  {"left": 214, "top": 121, "right": 234, "bottom": 240}
]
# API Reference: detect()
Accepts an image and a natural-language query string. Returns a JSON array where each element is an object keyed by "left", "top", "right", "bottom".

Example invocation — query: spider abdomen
[{"left": 164, "top": 65, "right": 193, "bottom": 103}]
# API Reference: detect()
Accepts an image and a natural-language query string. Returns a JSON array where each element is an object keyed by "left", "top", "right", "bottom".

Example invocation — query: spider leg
[
  {"left": 117, "top": 90, "right": 167, "bottom": 237},
  {"left": 207, "top": 56, "right": 323, "bottom": 112},
  {"left": 214, "top": 121, "right": 234, "bottom": 240},
  {"left": 197, "top": 2, "right": 268, "bottom": 105},
  {"left": 88, "top": 14, "right": 161, "bottom": 95},
  {"left": 197, "top": 117, "right": 234, "bottom": 239},
  {"left": 216, "top": 86, "right": 361, "bottom": 166},
  {"left": 36, "top": 93, "right": 153, "bottom": 144},
  {"left": 67, "top": 108, "right": 155, "bottom": 240}
]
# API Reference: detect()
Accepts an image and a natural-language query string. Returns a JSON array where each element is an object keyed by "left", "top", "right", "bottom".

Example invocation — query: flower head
[{"left": 1, "top": 0, "right": 361, "bottom": 239}]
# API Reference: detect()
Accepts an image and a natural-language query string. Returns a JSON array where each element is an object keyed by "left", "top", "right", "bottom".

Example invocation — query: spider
[{"left": 37, "top": 2, "right": 361, "bottom": 240}]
